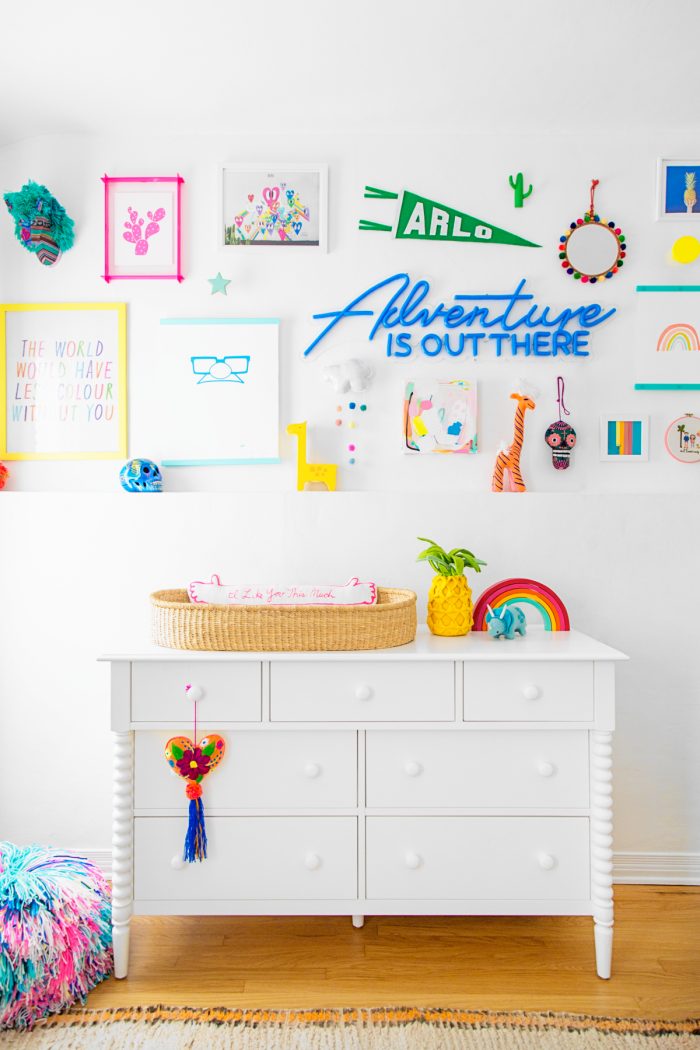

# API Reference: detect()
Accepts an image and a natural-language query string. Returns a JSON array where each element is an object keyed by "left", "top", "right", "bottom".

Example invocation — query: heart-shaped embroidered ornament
[{"left": 165, "top": 734, "right": 226, "bottom": 863}]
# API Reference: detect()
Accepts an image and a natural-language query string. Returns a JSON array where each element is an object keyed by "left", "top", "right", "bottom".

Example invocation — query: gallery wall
[{"left": 0, "top": 128, "right": 698, "bottom": 882}]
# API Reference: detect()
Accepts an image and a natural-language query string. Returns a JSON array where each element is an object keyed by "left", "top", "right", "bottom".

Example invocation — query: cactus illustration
[
  {"left": 123, "top": 206, "right": 166, "bottom": 255},
  {"left": 508, "top": 172, "right": 533, "bottom": 208}
]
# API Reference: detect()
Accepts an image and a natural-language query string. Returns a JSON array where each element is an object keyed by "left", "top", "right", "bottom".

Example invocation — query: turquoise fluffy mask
[{"left": 3, "top": 180, "right": 75, "bottom": 266}]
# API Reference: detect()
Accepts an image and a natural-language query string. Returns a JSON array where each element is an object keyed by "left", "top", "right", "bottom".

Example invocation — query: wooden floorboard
[{"left": 87, "top": 886, "right": 700, "bottom": 1019}]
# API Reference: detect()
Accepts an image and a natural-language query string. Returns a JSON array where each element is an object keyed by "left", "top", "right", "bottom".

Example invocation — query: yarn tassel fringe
[{"left": 184, "top": 796, "right": 207, "bottom": 863}]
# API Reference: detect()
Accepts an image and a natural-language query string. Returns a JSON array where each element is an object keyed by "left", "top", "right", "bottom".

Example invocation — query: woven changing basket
[{"left": 151, "top": 588, "right": 417, "bottom": 652}]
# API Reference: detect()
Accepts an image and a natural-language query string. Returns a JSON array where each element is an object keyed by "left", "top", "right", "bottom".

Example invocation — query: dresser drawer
[
  {"left": 131, "top": 662, "right": 262, "bottom": 722},
  {"left": 134, "top": 816, "right": 357, "bottom": 900},
  {"left": 135, "top": 730, "right": 357, "bottom": 809},
  {"left": 366, "top": 816, "right": 589, "bottom": 900},
  {"left": 366, "top": 730, "right": 589, "bottom": 808},
  {"left": 464, "top": 662, "right": 593, "bottom": 721},
  {"left": 270, "top": 662, "right": 454, "bottom": 722}
]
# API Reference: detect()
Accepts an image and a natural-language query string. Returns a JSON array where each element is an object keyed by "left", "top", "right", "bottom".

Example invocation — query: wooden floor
[{"left": 88, "top": 887, "right": 700, "bottom": 1019}]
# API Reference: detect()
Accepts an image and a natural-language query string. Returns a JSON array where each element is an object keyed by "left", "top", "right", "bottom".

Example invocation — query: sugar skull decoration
[
  {"left": 545, "top": 377, "right": 576, "bottom": 470},
  {"left": 3, "top": 180, "right": 75, "bottom": 266},
  {"left": 165, "top": 685, "right": 226, "bottom": 863},
  {"left": 119, "top": 458, "right": 162, "bottom": 492}
]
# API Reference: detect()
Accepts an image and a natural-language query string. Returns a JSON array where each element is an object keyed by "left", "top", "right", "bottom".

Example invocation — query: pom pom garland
[{"left": 0, "top": 842, "right": 112, "bottom": 1030}]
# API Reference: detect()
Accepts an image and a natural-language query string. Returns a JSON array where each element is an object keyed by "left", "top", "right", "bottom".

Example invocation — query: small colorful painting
[
  {"left": 635, "top": 286, "right": 700, "bottom": 389},
  {"left": 657, "top": 160, "right": 700, "bottom": 220},
  {"left": 600, "top": 416, "right": 649, "bottom": 461},
  {"left": 221, "top": 164, "right": 328, "bottom": 250},
  {"left": 403, "top": 380, "right": 477, "bottom": 454},
  {"left": 157, "top": 318, "right": 280, "bottom": 466},
  {"left": 102, "top": 175, "right": 183, "bottom": 281},
  {"left": 665, "top": 412, "right": 700, "bottom": 463}
]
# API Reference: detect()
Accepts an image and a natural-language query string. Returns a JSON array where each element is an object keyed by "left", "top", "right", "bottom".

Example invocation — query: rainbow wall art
[
  {"left": 472, "top": 578, "right": 570, "bottom": 632},
  {"left": 635, "top": 286, "right": 700, "bottom": 389},
  {"left": 600, "top": 416, "right": 649, "bottom": 460},
  {"left": 656, "top": 323, "right": 700, "bottom": 353}
]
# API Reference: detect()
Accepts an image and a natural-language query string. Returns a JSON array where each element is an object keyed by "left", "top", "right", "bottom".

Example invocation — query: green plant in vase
[{"left": 417, "top": 537, "right": 486, "bottom": 637}]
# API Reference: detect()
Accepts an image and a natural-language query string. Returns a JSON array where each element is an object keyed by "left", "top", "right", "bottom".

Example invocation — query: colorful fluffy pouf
[{"left": 0, "top": 843, "right": 112, "bottom": 1030}]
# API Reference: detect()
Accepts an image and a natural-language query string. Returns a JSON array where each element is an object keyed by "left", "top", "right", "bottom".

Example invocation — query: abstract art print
[
  {"left": 221, "top": 164, "right": 327, "bottom": 250},
  {"left": 656, "top": 159, "right": 700, "bottom": 220},
  {"left": 600, "top": 416, "right": 648, "bottom": 461},
  {"left": 157, "top": 318, "right": 279, "bottom": 465},
  {"left": 102, "top": 175, "right": 183, "bottom": 281},
  {"left": 403, "top": 380, "right": 478, "bottom": 453},
  {"left": 0, "top": 303, "right": 127, "bottom": 460},
  {"left": 634, "top": 285, "right": 700, "bottom": 389}
]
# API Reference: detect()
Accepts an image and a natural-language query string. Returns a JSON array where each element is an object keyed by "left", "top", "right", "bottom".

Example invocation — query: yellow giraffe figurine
[{"left": 287, "top": 421, "right": 338, "bottom": 491}]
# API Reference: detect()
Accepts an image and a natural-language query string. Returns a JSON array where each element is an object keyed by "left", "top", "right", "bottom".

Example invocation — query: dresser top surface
[{"left": 100, "top": 626, "right": 627, "bottom": 663}]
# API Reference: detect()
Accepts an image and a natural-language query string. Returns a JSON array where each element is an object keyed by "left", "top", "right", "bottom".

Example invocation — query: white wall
[{"left": 0, "top": 127, "right": 698, "bottom": 877}]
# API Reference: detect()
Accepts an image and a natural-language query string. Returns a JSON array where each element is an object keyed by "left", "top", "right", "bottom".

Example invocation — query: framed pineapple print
[{"left": 656, "top": 160, "right": 700, "bottom": 221}]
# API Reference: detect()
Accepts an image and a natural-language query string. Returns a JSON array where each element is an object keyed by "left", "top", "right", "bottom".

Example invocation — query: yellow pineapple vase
[{"left": 427, "top": 574, "right": 474, "bottom": 637}]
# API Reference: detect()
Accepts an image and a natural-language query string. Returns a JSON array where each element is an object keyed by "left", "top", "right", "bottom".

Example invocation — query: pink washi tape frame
[{"left": 102, "top": 174, "right": 184, "bottom": 283}]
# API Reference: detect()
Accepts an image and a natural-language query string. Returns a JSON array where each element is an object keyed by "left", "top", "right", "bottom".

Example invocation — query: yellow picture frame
[{"left": 0, "top": 302, "right": 127, "bottom": 460}]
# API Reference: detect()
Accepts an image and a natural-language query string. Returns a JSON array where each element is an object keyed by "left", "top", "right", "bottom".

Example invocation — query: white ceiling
[{"left": 0, "top": 0, "right": 698, "bottom": 144}]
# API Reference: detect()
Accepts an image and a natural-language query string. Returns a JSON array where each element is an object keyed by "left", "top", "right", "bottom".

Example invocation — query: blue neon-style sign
[{"left": 303, "top": 274, "right": 616, "bottom": 358}]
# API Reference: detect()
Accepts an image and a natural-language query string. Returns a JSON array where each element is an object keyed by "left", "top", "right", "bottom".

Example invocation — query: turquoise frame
[
  {"left": 634, "top": 285, "right": 700, "bottom": 390},
  {"left": 159, "top": 317, "right": 281, "bottom": 466}
]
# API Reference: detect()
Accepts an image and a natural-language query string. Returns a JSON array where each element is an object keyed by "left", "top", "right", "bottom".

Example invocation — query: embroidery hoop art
[
  {"left": 102, "top": 175, "right": 184, "bottom": 282},
  {"left": 664, "top": 412, "right": 700, "bottom": 463}
]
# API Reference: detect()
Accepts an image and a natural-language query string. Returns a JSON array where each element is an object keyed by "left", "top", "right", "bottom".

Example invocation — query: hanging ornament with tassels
[
  {"left": 544, "top": 376, "right": 577, "bottom": 470},
  {"left": 164, "top": 685, "right": 225, "bottom": 863}
]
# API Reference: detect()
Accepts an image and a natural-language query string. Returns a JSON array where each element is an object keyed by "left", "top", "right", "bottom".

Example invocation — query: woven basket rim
[{"left": 150, "top": 587, "right": 417, "bottom": 613}]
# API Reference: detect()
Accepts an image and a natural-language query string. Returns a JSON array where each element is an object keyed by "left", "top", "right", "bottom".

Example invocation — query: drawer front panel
[
  {"left": 366, "top": 816, "right": 589, "bottom": 900},
  {"left": 464, "top": 662, "right": 593, "bottom": 722},
  {"left": 270, "top": 662, "right": 454, "bottom": 722},
  {"left": 135, "top": 730, "right": 357, "bottom": 809},
  {"left": 134, "top": 817, "right": 357, "bottom": 900},
  {"left": 366, "top": 730, "right": 589, "bottom": 808},
  {"left": 131, "top": 662, "right": 262, "bottom": 722}
]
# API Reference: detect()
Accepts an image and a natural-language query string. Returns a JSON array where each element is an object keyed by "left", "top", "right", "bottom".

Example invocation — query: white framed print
[
  {"left": 157, "top": 317, "right": 279, "bottom": 466},
  {"left": 656, "top": 159, "right": 700, "bottom": 221},
  {"left": 600, "top": 415, "right": 649, "bottom": 461},
  {"left": 220, "top": 164, "right": 328, "bottom": 251}
]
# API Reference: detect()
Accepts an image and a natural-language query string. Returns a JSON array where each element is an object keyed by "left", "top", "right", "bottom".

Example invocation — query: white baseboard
[
  {"left": 80, "top": 850, "right": 700, "bottom": 888},
  {"left": 613, "top": 851, "right": 700, "bottom": 885}
]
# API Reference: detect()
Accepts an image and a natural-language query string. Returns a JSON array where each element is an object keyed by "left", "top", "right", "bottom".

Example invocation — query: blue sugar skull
[{"left": 119, "top": 458, "right": 162, "bottom": 492}]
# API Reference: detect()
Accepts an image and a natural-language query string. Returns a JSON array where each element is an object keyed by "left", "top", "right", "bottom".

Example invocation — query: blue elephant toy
[{"left": 486, "top": 603, "right": 527, "bottom": 640}]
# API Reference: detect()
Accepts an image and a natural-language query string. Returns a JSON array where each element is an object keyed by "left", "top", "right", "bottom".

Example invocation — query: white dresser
[{"left": 104, "top": 628, "right": 626, "bottom": 980}]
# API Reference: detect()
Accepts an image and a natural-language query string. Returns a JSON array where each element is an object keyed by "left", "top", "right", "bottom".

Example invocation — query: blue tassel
[{"left": 183, "top": 797, "right": 207, "bottom": 863}]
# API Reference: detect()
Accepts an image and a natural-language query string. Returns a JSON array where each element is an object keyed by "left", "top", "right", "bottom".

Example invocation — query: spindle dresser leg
[
  {"left": 591, "top": 731, "right": 614, "bottom": 979},
  {"left": 112, "top": 731, "right": 134, "bottom": 979}
]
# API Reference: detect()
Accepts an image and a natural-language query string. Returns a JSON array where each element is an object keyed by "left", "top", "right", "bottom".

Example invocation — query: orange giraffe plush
[{"left": 492, "top": 392, "right": 536, "bottom": 492}]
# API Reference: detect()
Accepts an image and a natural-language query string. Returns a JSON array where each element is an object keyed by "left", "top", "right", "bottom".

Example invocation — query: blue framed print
[{"left": 657, "top": 159, "right": 700, "bottom": 220}]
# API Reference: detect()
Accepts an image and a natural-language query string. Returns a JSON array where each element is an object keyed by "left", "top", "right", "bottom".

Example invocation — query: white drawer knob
[
  {"left": 405, "top": 851, "right": 423, "bottom": 869},
  {"left": 537, "top": 761, "right": 556, "bottom": 778},
  {"left": 355, "top": 683, "right": 373, "bottom": 701},
  {"left": 185, "top": 683, "right": 204, "bottom": 703},
  {"left": 170, "top": 854, "right": 185, "bottom": 870},
  {"left": 538, "top": 852, "right": 557, "bottom": 871},
  {"left": 522, "top": 683, "right": 541, "bottom": 701},
  {"left": 305, "top": 852, "right": 322, "bottom": 871},
  {"left": 304, "top": 762, "right": 322, "bottom": 779},
  {"left": 404, "top": 760, "right": 423, "bottom": 778}
]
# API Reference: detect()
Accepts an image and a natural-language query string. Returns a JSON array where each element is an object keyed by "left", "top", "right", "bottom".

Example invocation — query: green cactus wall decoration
[{"left": 508, "top": 172, "right": 533, "bottom": 208}]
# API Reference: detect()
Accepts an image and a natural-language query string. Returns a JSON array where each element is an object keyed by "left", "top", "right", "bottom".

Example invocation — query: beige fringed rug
[{"left": 2, "top": 1007, "right": 699, "bottom": 1048}]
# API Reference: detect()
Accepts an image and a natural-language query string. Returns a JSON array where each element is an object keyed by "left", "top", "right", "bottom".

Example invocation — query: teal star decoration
[{"left": 208, "top": 272, "right": 231, "bottom": 295}]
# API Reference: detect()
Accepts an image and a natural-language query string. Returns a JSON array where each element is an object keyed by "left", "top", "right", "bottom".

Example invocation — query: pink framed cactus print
[{"left": 102, "top": 175, "right": 184, "bottom": 282}]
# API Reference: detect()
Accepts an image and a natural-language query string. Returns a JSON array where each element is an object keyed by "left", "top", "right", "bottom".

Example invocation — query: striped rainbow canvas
[{"left": 601, "top": 416, "right": 648, "bottom": 460}]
